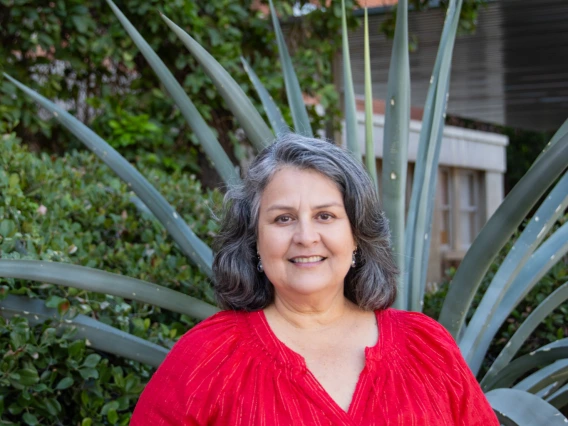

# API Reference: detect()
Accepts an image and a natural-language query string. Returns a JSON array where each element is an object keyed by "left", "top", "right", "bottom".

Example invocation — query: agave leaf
[
  {"left": 463, "top": 220, "right": 568, "bottom": 375},
  {"left": 267, "top": 0, "right": 313, "bottom": 137},
  {"left": 381, "top": 0, "right": 410, "bottom": 309},
  {"left": 532, "top": 118, "right": 568, "bottom": 167},
  {"left": 483, "top": 339, "right": 568, "bottom": 391},
  {"left": 438, "top": 131, "right": 568, "bottom": 337},
  {"left": 3, "top": 74, "right": 214, "bottom": 277},
  {"left": 241, "top": 57, "right": 289, "bottom": 138},
  {"left": 481, "top": 280, "right": 568, "bottom": 388},
  {"left": 535, "top": 382, "right": 565, "bottom": 400},
  {"left": 513, "top": 360, "right": 568, "bottom": 395},
  {"left": 0, "top": 295, "right": 168, "bottom": 367},
  {"left": 405, "top": 0, "right": 462, "bottom": 311},
  {"left": 341, "top": 0, "right": 360, "bottom": 161},
  {"left": 486, "top": 388, "right": 568, "bottom": 425},
  {"left": 363, "top": 8, "right": 378, "bottom": 187},
  {"left": 461, "top": 172, "right": 568, "bottom": 367},
  {"left": 547, "top": 383, "right": 568, "bottom": 410},
  {"left": 0, "top": 259, "right": 218, "bottom": 320},
  {"left": 160, "top": 14, "right": 272, "bottom": 152},
  {"left": 105, "top": 0, "right": 239, "bottom": 185}
]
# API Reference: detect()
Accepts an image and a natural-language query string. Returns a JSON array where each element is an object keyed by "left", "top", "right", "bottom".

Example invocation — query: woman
[{"left": 132, "top": 134, "right": 498, "bottom": 425}]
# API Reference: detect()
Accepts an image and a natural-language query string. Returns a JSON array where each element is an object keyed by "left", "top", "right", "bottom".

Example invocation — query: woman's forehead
[{"left": 259, "top": 167, "right": 344, "bottom": 209}]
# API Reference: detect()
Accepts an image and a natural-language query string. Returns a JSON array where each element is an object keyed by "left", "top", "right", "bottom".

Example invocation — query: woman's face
[{"left": 257, "top": 167, "right": 356, "bottom": 301}]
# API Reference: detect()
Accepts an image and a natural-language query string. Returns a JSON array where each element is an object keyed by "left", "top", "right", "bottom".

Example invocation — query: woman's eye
[
  {"left": 275, "top": 215, "right": 292, "bottom": 223},
  {"left": 318, "top": 213, "right": 333, "bottom": 221}
]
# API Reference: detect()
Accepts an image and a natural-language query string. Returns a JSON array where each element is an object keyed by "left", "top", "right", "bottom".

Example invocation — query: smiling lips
[{"left": 289, "top": 256, "right": 326, "bottom": 264}]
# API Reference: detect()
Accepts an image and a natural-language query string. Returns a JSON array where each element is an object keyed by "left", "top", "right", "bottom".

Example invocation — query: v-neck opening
[{"left": 249, "top": 309, "right": 391, "bottom": 420}]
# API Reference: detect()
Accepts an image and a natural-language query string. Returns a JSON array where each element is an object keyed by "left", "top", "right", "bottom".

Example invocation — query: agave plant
[{"left": 2, "top": 0, "right": 568, "bottom": 422}]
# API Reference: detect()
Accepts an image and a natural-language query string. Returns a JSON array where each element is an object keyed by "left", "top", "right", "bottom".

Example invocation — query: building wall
[{"left": 344, "top": 111, "right": 509, "bottom": 284}]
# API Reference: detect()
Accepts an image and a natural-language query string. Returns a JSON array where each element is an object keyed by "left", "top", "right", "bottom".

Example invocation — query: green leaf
[
  {"left": 267, "top": 0, "right": 312, "bottom": 137},
  {"left": 513, "top": 359, "right": 568, "bottom": 395},
  {"left": 45, "top": 295, "right": 65, "bottom": 309},
  {"left": 107, "top": 408, "right": 118, "bottom": 424},
  {"left": 22, "top": 412, "right": 39, "bottom": 426},
  {"left": 340, "top": 0, "right": 360, "bottom": 161},
  {"left": 55, "top": 377, "right": 74, "bottom": 390},
  {"left": 8, "top": 173, "right": 20, "bottom": 189},
  {"left": 104, "top": 0, "right": 239, "bottom": 186},
  {"left": 363, "top": 8, "right": 378, "bottom": 189},
  {"left": 68, "top": 340, "right": 85, "bottom": 359},
  {"left": 17, "top": 368, "right": 39, "bottom": 386},
  {"left": 0, "top": 220, "right": 16, "bottom": 238},
  {"left": 0, "top": 259, "right": 218, "bottom": 320},
  {"left": 101, "top": 401, "right": 119, "bottom": 415},
  {"left": 462, "top": 172, "right": 568, "bottom": 374},
  {"left": 241, "top": 57, "right": 288, "bottom": 137},
  {"left": 79, "top": 367, "right": 99, "bottom": 380},
  {"left": 405, "top": 0, "right": 463, "bottom": 311},
  {"left": 486, "top": 388, "right": 568, "bottom": 424},
  {"left": 82, "top": 353, "right": 101, "bottom": 368},
  {"left": 481, "top": 281, "right": 568, "bottom": 389},
  {"left": 161, "top": 14, "right": 272, "bottom": 152},
  {"left": 81, "top": 418, "right": 93, "bottom": 426},
  {"left": 483, "top": 340, "right": 568, "bottom": 391},
  {"left": 381, "top": 0, "right": 410, "bottom": 310},
  {"left": 44, "top": 398, "right": 61, "bottom": 416}
]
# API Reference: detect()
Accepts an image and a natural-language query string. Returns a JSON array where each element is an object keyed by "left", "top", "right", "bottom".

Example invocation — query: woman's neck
[{"left": 265, "top": 291, "right": 358, "bottom": 331}]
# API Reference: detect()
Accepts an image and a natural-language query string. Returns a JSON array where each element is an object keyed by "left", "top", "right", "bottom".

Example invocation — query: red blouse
[{"left": 131, "top": 309, "right": 498, "bottom": 425}]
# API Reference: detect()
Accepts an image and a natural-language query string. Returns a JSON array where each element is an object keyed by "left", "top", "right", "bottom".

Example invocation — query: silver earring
[
  {"left": 257, "top": 253, "right": 263, "bottom": 273},
  {"left": 351, "top": 247, "right": 357, "bottom": 268}
]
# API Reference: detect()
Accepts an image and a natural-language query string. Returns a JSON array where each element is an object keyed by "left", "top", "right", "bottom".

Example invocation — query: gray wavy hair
[{"left": 212, "top": 133, "right": 398, "bottom": 311}]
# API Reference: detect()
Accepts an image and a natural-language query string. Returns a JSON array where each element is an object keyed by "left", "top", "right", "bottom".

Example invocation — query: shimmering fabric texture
[{"left": 131, "top": 309, "right": 499, "bottom": 425}]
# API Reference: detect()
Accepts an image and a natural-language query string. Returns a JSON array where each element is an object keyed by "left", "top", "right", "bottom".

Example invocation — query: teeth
[{"left": 292, "top": 256, "right": 324, "bottom": 263}]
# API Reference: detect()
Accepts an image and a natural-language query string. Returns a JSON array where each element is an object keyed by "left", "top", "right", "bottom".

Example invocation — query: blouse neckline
[{"left": 246, "top": 308, "right": 393, "bottom": 372}]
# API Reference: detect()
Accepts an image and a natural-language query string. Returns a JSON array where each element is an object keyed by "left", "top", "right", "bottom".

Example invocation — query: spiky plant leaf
[
  {"left": 481, "top": 281, "right": 568, "bottom": 389},
  {"left": 1, "top": 295, "right": 168, "bottom": 367},
  {"left": 160, "top": 14, "right": 272, "bottom": 152},
  {"left": 461, "top": 172, "right": 568, "bottom": 368},
  {"left": 341, "top": 0, "right": 360, "bottom": 161},
  {"left": 483, "top": 339, "right": 568, "bottom": 391},
  {"left": 547, "top": 383, "right": 568, "bottom": 410},
  {"left": 381, "top": 0, "right": 410, "bottom": 309},
  {"left": 486, "top": 388, "right": 568, "bottom": 424},
  {"left": 438, "top": 132, "right": 568, "bottom": 337},
  {"left": 464, "top": 221, "right": 568, "bottom": 374},
  {"left": 0, "top": 260, "right": 218, "bottom": 320},
  {"left": 513, "top": 360, "right": 568, "bottom": 395},
  {"left": 405, "top": 0, "right": 463, "bottom": 311},
  {"left": 363, "top": 8, "right": 378, "bottom": 187},
  {"left": 105, "top": 0, "right": 239, "bottom": 185},
  {"left": 267, "top": 0, "right": 313, "bottom": 137},
  {"left": 241, "top": 57, "right": 289, "bottom": 137},
  {"left": 2, "top": 74, "right": 214, "bottom": 277}
]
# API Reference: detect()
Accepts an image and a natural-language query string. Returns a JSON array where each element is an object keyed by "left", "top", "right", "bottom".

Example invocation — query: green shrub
[{"left": 0, "top": 133, "right": 220, "bottom": 424}]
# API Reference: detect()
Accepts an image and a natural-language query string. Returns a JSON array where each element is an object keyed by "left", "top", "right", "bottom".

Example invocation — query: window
[
  {"left": 458, "top": 170, "right": 480, "bottom": 250},
  {"left": 439, "top": 168, "right": 452, "bottom": 248}
]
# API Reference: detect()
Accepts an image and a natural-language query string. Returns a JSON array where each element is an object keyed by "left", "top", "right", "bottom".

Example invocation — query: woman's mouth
[{"left": 289, "top": 256, "right": 326, "bottom": 264}]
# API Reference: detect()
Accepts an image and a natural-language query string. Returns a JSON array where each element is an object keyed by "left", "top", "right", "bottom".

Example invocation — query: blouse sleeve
[
  {"left": 401, "top": 311, "right": 499, "bottom": 426},
  {"left": 130, "top": 311, "right": 239, "bottom": 426}
]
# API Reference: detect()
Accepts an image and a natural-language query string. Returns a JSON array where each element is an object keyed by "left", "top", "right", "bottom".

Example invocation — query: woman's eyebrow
[{"left": 266, "top": 202, "right": 343, "bottom": 212}]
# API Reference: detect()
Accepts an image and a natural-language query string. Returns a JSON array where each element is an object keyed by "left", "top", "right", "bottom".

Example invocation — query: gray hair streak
[{"left": 212, "top": 133, "right": 398, "bottom": 311}]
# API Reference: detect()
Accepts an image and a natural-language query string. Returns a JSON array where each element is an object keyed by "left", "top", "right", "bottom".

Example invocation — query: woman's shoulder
[
  {"left": 168, "top": 310, "right": 248, "bottom": 360},
  {"left": 131, "top": 310, "right": 255, "bottom": 424},
  {"left": 377, "top": 308, "right": 459, "bottom": 357}
]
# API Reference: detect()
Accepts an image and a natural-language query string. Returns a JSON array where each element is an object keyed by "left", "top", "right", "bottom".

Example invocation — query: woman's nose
[{"left": 292, "top": 219, "right": 320, "bottom": 245}]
